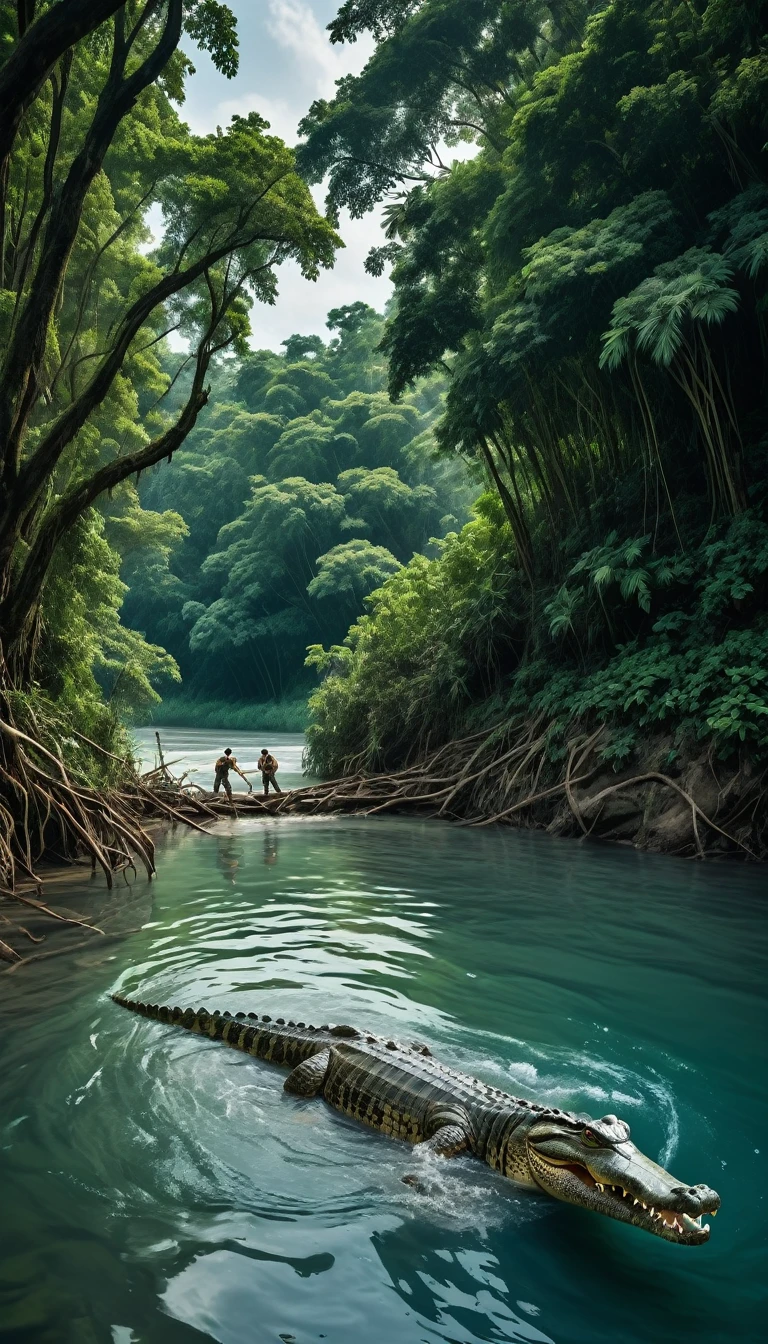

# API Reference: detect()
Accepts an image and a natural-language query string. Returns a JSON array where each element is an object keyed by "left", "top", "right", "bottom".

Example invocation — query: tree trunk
[
  {"left": 0, "top": 326, "right": 216, "bottom": 686},
  {"left": 0, "top": 0, "right": 127, "bottom": 173}
]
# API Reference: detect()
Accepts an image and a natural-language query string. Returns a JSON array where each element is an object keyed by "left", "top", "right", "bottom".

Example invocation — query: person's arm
[{"left": 232, "top": 760, "right": 253, "bottom": 790}]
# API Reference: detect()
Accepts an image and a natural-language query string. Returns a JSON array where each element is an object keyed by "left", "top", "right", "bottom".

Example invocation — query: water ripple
[{"left": 0, "top": 814, "right": 763, "bottom": 1344}]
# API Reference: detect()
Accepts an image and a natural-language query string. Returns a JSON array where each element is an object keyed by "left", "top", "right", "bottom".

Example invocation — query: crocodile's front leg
[
  {"left": 420, "top": 1124, "right": 470, "bottom": 1157},
  {"left": 283, "top": 1049, "right": 331, "bottom": 1096},
  {"left": 402, "top": 1122, "right": 470, "bottom": 1190}
]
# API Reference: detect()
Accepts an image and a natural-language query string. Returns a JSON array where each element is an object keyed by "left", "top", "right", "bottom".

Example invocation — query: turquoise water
[{"left": 0, "top": 805, "right": 765, "bottom": 1343}]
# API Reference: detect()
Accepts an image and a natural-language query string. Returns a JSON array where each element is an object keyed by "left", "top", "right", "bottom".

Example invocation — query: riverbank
[
  {"left": 296, "top": 720, "right": 766, "bottom": 861},
  {"left": 114, "top": 718, "right": 768, "bottom": 863}
]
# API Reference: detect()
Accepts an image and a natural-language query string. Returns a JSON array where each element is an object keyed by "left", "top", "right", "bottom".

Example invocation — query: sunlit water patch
[{"left": 0, "top": 808, "right": 765, "bottom": 1343}]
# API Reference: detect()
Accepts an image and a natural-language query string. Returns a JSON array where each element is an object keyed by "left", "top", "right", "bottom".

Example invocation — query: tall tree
[
  {"left": 0, "top": 1, "right": 337, "bottom": 893},
  {"left": 0, "top": 2, "right": 338, "bottom": 683},
  {"left": 299, "top": 0, "right": 768, "bottom": 566}
]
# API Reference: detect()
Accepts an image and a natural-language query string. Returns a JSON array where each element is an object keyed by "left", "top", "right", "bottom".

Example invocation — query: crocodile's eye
[{"left": 582, "top": 1128, "right": 602, "bottom": 1148}]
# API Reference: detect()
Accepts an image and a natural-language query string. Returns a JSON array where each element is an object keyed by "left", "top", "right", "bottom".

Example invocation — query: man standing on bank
[
  {"left": 213, "top": 748, "right": 252, "bottom": 798},
  {"left": 257, "top": 748, "right": 282, "bottom": 796}
]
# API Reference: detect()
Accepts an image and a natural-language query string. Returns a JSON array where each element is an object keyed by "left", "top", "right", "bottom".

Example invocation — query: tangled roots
[{"left": 0, "top": 691, "right": 157, "bottom": 961}]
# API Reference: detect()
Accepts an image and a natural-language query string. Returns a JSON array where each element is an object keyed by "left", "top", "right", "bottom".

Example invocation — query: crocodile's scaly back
[
  {"left": 111, "top": 994, "right": 721, "bottom": 1246},
  {"left": 110, "top": 993, "right": 534, "bottom": 1153}
]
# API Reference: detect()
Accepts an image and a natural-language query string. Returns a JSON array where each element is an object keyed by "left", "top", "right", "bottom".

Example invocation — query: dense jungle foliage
[
  {"left": 299, "top": 0, "right": 768, "bottom": 775},
  {"left": 124, "top": 302, "right": 472, "bottom": 712},
  {"left": 0, "top": 1, "right": 339, "bottom": 769},
  {"left": 1, "top": 0, "right": 767, "bottom": 814}
]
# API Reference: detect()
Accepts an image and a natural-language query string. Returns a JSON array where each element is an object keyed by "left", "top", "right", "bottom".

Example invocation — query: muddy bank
[
  {"left": 0, "top": 826, "right": 167, "bottom": 972},
  {"left": 540, "top": 734, "right": 763, "bottom": 858}
]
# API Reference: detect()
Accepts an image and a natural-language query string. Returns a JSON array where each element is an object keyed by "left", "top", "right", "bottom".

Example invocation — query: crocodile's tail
[{"left": 110, "top": 993, "right": 322, "bottom": 1068}]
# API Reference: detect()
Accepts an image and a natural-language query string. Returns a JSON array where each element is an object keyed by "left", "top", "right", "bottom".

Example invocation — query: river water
[
  {"left": 131, "top": 727, "right": 309, "bottom": 793},
  {"left": 0, "top": 730, "right": 765, "bottom": 1344}
]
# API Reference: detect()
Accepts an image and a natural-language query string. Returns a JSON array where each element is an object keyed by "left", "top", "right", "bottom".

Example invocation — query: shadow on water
[{"left": 0, "top": 811, "right": 765, "bottom": 1343}]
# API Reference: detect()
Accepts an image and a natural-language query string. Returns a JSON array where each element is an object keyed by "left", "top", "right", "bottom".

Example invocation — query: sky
[{"left": 174, "top": 0, "right": 390, "bottom": 353}]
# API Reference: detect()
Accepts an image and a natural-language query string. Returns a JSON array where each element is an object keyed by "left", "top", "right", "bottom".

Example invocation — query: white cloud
[
  {"left": 266, "top": 0, "right": 374, "bottom": 95},
  {"left": 190, "top": 1, "right": 374, "bottom": 146}
]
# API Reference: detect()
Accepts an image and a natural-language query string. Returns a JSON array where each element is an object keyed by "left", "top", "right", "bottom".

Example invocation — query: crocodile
[{"left": 112, "top": 994, "right": 720, "bottom": 1245}]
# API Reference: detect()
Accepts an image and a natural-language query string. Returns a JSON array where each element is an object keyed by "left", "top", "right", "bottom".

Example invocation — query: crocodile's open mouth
[{"left": 529, "top": 1153, "right": 716, "bottom": 1245}]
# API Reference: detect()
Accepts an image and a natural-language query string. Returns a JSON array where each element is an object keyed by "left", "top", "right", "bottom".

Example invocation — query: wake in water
[{"left": 443, "top": 1028, "right": 681, "bottom": 1174}]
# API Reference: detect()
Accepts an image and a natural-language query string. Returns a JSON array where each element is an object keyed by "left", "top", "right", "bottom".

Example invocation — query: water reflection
[
  {"left": 263, "top": 827, "right": 279, "bottom": 866},
  {"left": 373, "top": 1227, "right": 556, "bottom": 1344},
  {"left": 216, "top": 834, "right": 243, "bottom": 884}
]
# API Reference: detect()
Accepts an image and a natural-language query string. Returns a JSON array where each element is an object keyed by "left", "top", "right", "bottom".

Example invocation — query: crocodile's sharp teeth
[
  {"left": 711, "top": 1209, "right": 717, "bottom": 1216},
  {"left": 650, "top": 1208, "right": 655, "bottom": 1217},
  {"left": 633, "top": 1198, "right": 639, "bottom": 1206},
  {"left": 596, "top": 1182, "right": 604, "bottom": 1192},
  {"left": 642, "top": 1202, "right": 647, "bottom": 1210},
  {"left": 704, "top": 1223, "right": 710, "bottom": 1232}
]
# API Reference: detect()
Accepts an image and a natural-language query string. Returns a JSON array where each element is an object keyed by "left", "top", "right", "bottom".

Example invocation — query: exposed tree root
[
  {"left": 0, "top": 936, "right": 21, "bottom": 963},
  {"left": 0, "top": 685, "right": 156, "bottom": 961},
  {"left": 1, "top": 702, "right": 763, "bottom": 968},
  {"left": 124, "top": 716, "right": 762, "bottom": 863}
]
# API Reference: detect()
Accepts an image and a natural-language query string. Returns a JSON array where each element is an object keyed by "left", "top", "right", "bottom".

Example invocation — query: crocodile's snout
[
  {"left": 669, "top": 1184, "right": 721, "bottom": 1214},
  {"left": 669, "top": 1182, "right": 726, "bottom": 1225},
  {"left": 524, "top": 1113, "right": 721, "bottom": 1244}
]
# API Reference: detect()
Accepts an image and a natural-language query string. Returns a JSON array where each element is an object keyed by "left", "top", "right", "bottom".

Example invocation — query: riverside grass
[{"left": 142, "top": 696, "right": 309, "bottom": 734}]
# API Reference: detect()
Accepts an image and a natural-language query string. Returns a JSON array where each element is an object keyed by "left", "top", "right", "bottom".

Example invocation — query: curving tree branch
[
  {"left": 0, "top": 0, "right": 127, "bottom": 173},
  {"left": 0, "top": 1, "right": 183, "bottom": 495}
]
